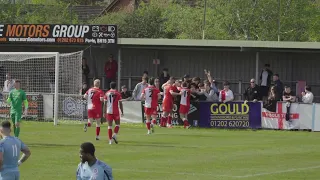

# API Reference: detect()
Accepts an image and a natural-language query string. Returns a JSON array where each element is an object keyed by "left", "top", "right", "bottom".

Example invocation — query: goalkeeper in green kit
[{"left": 6, "top": 79, "right": 28, "bottom": 137}]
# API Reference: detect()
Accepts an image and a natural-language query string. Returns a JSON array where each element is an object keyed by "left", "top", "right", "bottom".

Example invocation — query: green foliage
[
  {"left": 94, "top": 0, "right": 320, "bottom": 41},
  {"left": 0, "top": 1, "right": 78, "bottom": 24}
]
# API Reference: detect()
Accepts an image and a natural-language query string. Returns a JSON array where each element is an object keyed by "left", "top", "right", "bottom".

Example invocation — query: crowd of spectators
[{"left": 81, "top": 56, "right": 315, "bottom": 113}]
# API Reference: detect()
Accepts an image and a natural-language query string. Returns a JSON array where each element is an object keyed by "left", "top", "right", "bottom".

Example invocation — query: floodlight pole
[
  {"left": 277, "top": 0, "right": 281, "bottom": 41},
  {"left": 202, "top": 0, "right": 207, "bottom": 40}
]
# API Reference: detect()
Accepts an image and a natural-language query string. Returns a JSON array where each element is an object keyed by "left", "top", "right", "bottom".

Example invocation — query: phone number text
[{"left": 210, "top": 120, "right": 250, "bottom": 128}]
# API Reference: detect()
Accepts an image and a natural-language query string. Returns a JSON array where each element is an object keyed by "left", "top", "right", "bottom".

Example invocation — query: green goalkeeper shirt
[{"left": 7, "top": 89, "right": 28, "bottom": 114}]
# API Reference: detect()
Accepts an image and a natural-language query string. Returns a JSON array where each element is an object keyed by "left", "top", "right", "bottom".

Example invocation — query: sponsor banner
[
  {"left": 199, "top": 102, "right": 261, "bottom": 129},
  {"left": 61, "top": 95, "right": 86, "bottom": 120},
  {"left": 0, "top": 24, "right": 117, "bottom": 45},
  {"left": 188, "top": 101, "right": 200, "bottom": 127},
  {"left": 262, "top": 102, "right": 312, "bottom": 130},
  {"left": 0, "top": 93, "right": 43, "bottom": 119},
  {"left": 141, "top": 101, "right": 182, "bottom": 125}
]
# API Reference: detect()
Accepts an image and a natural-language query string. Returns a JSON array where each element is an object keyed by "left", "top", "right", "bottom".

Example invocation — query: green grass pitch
[{"left": 15, "top": 121, "right": 320, "bottom": 180}]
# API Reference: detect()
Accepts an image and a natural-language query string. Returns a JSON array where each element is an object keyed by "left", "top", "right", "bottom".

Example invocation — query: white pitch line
[
  {"left": 114, "top": 168, "right": 237, "bottom": 178},
  {"left": 235, "top": 165, "right": 320, "bottom": 178}
]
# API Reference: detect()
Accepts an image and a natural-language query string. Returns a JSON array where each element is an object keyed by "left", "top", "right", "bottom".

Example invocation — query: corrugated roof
[{"left": 118, "top": 38, "right": 320, "bottom": 50}]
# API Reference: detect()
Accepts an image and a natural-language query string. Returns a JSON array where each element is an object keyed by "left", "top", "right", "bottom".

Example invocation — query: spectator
[
  {"left": 219, "top": 81, "right": 234, "bottom": 103},
  {"left": 260, "top": 64, "right": 273, "bottom": 101},
  {"left": 82, "top": 57, "right": 90, "bottom": 85},
  {"left": 282, "top": 86, "right": 296, "bottom": 103},
  {"left": 282, "top": 86, "right": 296, "bottom": 121},
  {"left": 301, "top": 85, "right": 314, "bottom": 104},
  {"left": 183, "top": 74, "right": 190, "bottom": 82},
  {"left": 159, "top": 68, "right": 170, "bottom": 89},
  {"left": 273, "top": 74, "right": 284, "bottom": 101},
  {"left": 142, "top": 71, "right": 149, "bottom": 82},
  {"left": 192, "top": 77, "right": 201, "bottom": 87},
  {"left": 204, "top": 69, "right": 218, "bottom": 94},
  {"left": 197, "top": 83, "right": 207, "bottom": 101},
  {"left": 3, "top": 73, "right": 15, "bottom": 93},
  {"left": 244, "top": 78, "right": 261, "bottom": 102},
  {"left": 121, "top": 85, "right": 132, "bottom": 100},
  {"left": 79, "top": 82, "right": 89, "bottom": 95},
  {"left": 104, "top": 54, "right": 118, "bottom": 90},
  {"left": 190, "top": 83, "right": 199, "bottom": 101},
  {"left": 263, "top": 86, "right": 277, "bottom": 112},
  {"left": 132, "top": 77, "right": 148, "bottom": 100},
  {"left": 201, "top": 81, "right": 218, "bottom": 102}
]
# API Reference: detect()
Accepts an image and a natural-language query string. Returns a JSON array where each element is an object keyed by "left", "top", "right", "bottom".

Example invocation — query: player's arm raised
[
  {"left": 18, "top": 141, "right": 31, "bottom": 166},
  {"left": 161, "top": 80, "right": 169, "bottom": 90}
]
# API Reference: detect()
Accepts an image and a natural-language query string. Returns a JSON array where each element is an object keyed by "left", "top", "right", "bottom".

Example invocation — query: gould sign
[{"left": 0, "top": 24, "right": 117, "bottom": 45}]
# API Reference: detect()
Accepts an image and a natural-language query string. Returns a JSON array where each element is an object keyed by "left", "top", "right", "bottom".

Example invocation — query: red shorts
[
  {"left": 106, "top": 114, "right": 120, "bottom": 121},
  {"left": 88, "top": 109, "right": 101, "bottom": 119},
  {"left": 162, "top": 102, "right": 173, "bottom": 113},
  {"left": 144, "top": 107, "right": 157, "bottom": 116},
  {"left": 179, "top": 105, "right": 190, "bottom": 114}
]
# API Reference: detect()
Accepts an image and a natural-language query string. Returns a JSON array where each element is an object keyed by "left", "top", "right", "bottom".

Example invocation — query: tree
[
  {"left": 93, "top": 0, "right": 320, "bottom": 41},
  {"left": 0, "top": 1, "right": 78, "bottom": 24}
]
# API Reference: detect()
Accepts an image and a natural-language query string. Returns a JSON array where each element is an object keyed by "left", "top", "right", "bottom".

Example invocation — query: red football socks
[
  {"left": 96, "top": 127, "right": 100, "bottom": 136},
  {"left": 167, "top": 116, "right": 172, "bottom": 125},
  {"left": 108, "top": 128, "right": 112, "bottom": 140},
  {"left": 146, "top": 122, "right": 151, "bottom": 130},
  {"left": 160, "top": 117, "right": 166, "bottom": 127},
  {"left": 87, "top": 122, "right": 91, "bottom": 127},
  {"left": 114, "top": 125, "right": 120, "bottom": 134},
  {"left": 183, "top": 119, "right": 190, "bottom": 128}
]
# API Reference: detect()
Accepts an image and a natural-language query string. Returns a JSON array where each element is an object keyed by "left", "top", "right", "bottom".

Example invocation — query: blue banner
[{"left": 199, "top": 102, "right": 261, "bottom": 129}]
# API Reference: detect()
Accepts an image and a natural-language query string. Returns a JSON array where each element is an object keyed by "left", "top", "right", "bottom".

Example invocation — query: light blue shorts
[{"left": 0, "top": 171, "right": 20, "bottom": 180}]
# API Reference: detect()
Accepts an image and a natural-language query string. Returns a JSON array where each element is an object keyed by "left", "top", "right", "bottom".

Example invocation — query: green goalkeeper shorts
[{"left": 11, "top": 112, "right": 22, "bottom": 124}]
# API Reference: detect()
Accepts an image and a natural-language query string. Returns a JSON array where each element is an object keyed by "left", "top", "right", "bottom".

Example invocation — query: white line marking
[
  {"left": 235, "top": 165, "right": 320, "bottom": 178},
  {"left": 114, "top": 168, "right": 236, "bottom": 178},
  {"left": 115, "top": 165, "right": 320, "bottom": 178}
]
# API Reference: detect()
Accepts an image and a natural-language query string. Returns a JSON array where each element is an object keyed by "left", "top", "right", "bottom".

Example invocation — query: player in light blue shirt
[
  {"left": 76, "top": 142, "right": 113, "bottom": 180},
  {"left": 0, "top": 120, "right": 31, "bottom": 180}
]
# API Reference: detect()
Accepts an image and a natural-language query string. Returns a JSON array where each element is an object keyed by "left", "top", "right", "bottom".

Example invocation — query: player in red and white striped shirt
[
  {"left": 160, "top": 77, "right": 177, "bottom": 128},
  {"left": 104, "top": 82, "right": 123, "bottom": 145},
  {"left": 178, "top": 82, "right": 191, "bottom": 129},
  {"left": 141, "top": 78, "right": 161, "bottom": 134},
  {"left": 83, "top": 79, "right": 104, "bottom": 140}
]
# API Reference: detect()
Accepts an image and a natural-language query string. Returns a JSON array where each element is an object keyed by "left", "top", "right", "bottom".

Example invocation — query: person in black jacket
[
  {"left": 273, "top": 74, "right": 284, "bottom": 101},
  {"left": 244, "top": 78, "right": 261, "bottom": 102},
  {"left": 159, "top": 68, "right": 170, "bottom": 91},
  {"left": 82, "top": 58, "right": 90, "bottom": 85}
]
